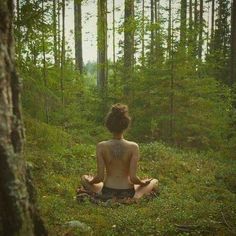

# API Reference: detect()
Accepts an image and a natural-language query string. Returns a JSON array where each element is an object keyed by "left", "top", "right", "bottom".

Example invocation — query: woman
[{"left": 81, "top": 103, "right": 158, "bottom": 200}]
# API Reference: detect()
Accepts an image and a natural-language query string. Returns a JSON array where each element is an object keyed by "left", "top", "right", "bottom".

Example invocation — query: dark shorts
[{"left": 101, "top": 186, "right": 135, "bottom": 199}]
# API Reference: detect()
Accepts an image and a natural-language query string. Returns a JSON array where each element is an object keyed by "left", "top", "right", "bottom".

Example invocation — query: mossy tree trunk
[{"left": 0, "top": 1, "right": 47, "bottom": 235}]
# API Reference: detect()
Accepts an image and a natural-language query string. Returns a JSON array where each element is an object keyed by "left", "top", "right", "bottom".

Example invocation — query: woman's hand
[{"left": 140, "top": 178, "right": 153, "bottom": 186}]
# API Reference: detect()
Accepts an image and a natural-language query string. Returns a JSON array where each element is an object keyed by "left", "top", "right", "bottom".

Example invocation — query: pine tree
[
  {"left": 124, "top": 0, "right": 134, "bottom": 95},
  {"left": 97, "top": 0, "right": 107, "bottom": 91},
  {"left": 0, "top": 1, "right": 47, "bottom": 235},
  {"left": 231, "top": 0, "right": 236, "bottom": 86},
  {"left": 74, "top": 0, "right": 83, "bottom": 74}
]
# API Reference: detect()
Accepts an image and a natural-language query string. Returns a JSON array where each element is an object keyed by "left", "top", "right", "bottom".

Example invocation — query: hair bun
[{"left": 111, "top": 104, "right": 128, "bottom": 117}]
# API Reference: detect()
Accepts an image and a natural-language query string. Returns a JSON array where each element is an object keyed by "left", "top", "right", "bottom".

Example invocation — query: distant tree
[
  {"left": 53, "top": 0, "right": 58, "bottom": 65},
  {"left": 97, "top": 0, "right": 107, "bottom": 91},
  {"left": 124, "top": 0, "right": 134, "bottom": 95},
  {"left": 42, "top": 0, "right": 49, "bottom": 123},
  {"left": 150, "top": 0, "right": 154, "bottom": 61},
  {"left": 74, "top": 0, "right": 83, "bottom": 74},
  {"left": 0, "top": 1, "right": 47, "bottom": 235},
  {"left": 112, "top": 0, "right": 116, "bottom": 81},
  {"left": 211, "top": 0, "right": 215, "bottom": 43},
  {"left": 230, "top": 0, "right": 236, "bottom": 86},
  {"left": 60, "top": 0, "right": 65, "bottom": 105},
  {"left": 141, "top": 0, "right": 145, "bottom": 67},
  {"left": 180, "top": 0, "right": 187, "bottom": 48},
  {"left": 198, "top": 0, "right": 204, "bottom": 60},
  {"left": 167, "top": 0, "right": 172, "bottom": 59}
]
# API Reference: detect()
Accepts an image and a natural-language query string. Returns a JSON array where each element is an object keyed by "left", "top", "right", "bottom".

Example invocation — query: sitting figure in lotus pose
[{"left": 81, "top": 103, "right": 158, "bottom": 200}]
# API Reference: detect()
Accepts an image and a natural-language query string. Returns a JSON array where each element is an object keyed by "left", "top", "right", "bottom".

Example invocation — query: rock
[{"left": 64, "top": 220, "right": 91, "bottom": 232}]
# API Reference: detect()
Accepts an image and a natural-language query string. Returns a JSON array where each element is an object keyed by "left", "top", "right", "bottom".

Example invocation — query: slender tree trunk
[
  {"left": 189, "top": 0, "right": 193, "bottom": 31},
  {"left": 16, "top": 0, "right": 21, "bottom": 65},
  {"left": 57, "top": 0, "right": 61, "bottom": 67},
  {"left": 141, "top": 0, "right": 145, "bottom": 67},
  {"left": 124, "top": 0, "right": 134, "bottom": 95},
  {"left": 97, "top": 0, "right": 107, "bottom": 91},
  {"left": 180, "top": 0, "right": 187, "bottom": 47},
  {"left": 60, "top": 0, "right": 65, "bottom": 106},
  {"left": 168, "top": 0, "right": 172, "bottom": 59},
  {"left": 150, "top": 0, "right": 154, "bottom": 61},
  {"left": 231, "top": 0, "right": 236, "bottom": 86},
  {"left": 53, "top": 0, "right": 58, "bottom": 65},
  {"left": 211, "top": 0, "right": 215, "bottom": 40},
  {"left": 0, "top": 1, "right": 47, "bottom": 235},
  {"left": 170, "top": 18, "right": 174, "bottom": 143},
  {"left": 113, "top": 0, "right": 116, "bottom": 81},
  {"left": 206, "top": 1, "right": 210, "bottom": 54},
  {"left": 198, "top": 0, "right": 203, "bottom": 60},
  {"left": 42, "top": 0, "right": 49, "bottom": 123},
  {"left": 74, "top": 0, "right": 83, "bottom": 74},
  {"left": 194, "top": 0, "right": 198, "bottom": 56},
  {"left": 154, "top": 0, "right": 158, "bottom": 63}
]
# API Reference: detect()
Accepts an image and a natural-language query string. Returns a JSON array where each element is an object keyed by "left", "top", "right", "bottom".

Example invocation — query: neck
[{"left": 113, "top": 133, "right": 124, "bottom": 140}]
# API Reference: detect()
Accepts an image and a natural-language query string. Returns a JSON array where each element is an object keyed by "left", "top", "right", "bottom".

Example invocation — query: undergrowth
[{"left": 24, "top": 116, "right": 236, "bottom": 236}]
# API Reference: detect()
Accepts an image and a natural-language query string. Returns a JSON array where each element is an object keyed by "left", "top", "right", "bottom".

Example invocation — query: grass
[{"left": 24, "top": 116, "right": 236, "bottom": 236}]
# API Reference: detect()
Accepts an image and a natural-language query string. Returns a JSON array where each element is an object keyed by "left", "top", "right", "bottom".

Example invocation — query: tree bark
[
  {"left": 198, "top": 0, "right": 203, "bottom": 60},
  {"left": 180, "top": 0, "right": 187, "bottom": 47},
  {"left": 124, "top": 0, "right": 134, "bottom": 95},
  {"left": 168, "top": 0, "right": 172, "bottom": 59},
  {"left": 141, "top": 0, "right": 145, "bottom": 67},
  {"left": 74, "top": 0, "right": 83, "bottom": 74},
  {"left": 231, "top": 0, "right": 236, "bottom": 86},
  {"left": 42, "top": 0, "right": 49, "bottom": 123},
  {"left": 0, "top": 1, "right": 47, "bottom": 235},
  {"left": 53, "top": 0, "right": 58, "bottom": 65},
  {"left": 97, "top": 0, "right": 107, "bottom": 91},
  {"left": 113, "top": 0, "right": 116, "bottom": 81},
  {"left": 150, "top": 0, "right": 154, "bottom": 60},
  {"left": 60, "top": 0, "right": 65, "bottom": 106}
]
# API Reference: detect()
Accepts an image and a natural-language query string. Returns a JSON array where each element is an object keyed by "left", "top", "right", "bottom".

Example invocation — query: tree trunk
[
  {"left": 60, "top": 0, "right": 65, "bottom": 106},
  {"left": 74, "top": 0, "right": 83, "bottom": 74},
  {"left": 42, "top": 0, "right": 49, "bottom": 123},
  {"left": 231, "top": 0, "right": 236, "bottom": 86},
  {"left": 141, "top": 0, "right": 145, "bottom": 67},
  {"left": 180, "top": 0, "right": 187, "bottom": 47},
  {"left": 150, "top": 0, "right": 154, "bottom": 61},
  {"left": 124, "top": 0, "right": 134, "bottom": 95},
  {"left": 113, "top": 0, "right": 116, "bottom": 81},
  {"left": 198, "top": 0, "right": 203, "bottom": 60},
  {"left": 168, "top": 0, "right": 172, "bottom": 59},
  {"left": 193, "top": 0, "right": 198, "bottom": 56},
  {"left": 53, "top": 0, "right": 58, "bottom": 65},
  {"left": 57, "top": 0, "right": 61, "bottom": 67},
  {"left": 97, "top": 0, "right": 107, "bottom": 91},
  {"left": 211, "top": 0, "right": 215, "bottom": 40},
  {"left": 0, "top": 1, "right": 47, "bottom": 235}
]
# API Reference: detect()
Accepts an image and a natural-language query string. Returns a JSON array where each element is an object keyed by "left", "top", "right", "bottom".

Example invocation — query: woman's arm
[
  {"left": 89, "top": 143, "right": 105, "bottom": 184},
  {"left": 129, "top": 144, "right": 151, "bottom": 186}
]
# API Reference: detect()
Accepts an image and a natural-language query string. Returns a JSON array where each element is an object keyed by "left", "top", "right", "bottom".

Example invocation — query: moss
[{"left": 24, "top": 118, "right": 236, "bottom": 235}]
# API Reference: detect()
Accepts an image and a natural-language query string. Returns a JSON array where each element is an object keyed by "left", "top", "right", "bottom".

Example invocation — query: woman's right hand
[{"left": 140, "top": 178, "right": 153, "bottom": 186}]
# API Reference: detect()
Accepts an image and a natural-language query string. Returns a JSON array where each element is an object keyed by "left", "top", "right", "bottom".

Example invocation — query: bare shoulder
[
  {"left": 125, "top": 140, "right": 139, "bottom": 150},
  {"left": 96, "top": 140, "right": 110, "bottom": 150}
]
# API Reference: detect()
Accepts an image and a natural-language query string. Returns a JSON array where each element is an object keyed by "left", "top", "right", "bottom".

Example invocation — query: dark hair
[{"left": 105, "top": 103, "right": 131, "bottom": 134}]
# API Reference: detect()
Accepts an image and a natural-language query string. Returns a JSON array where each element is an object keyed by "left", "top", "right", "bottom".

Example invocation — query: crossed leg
[
  {"left": 134, "top": 179, "right": 159, "bottom": 199},
  {"left": 80, "top": 175, "right": 159, "bottom": 199},
  {"left": 81, "top": 175, "right": 103, "bottom": 194}
]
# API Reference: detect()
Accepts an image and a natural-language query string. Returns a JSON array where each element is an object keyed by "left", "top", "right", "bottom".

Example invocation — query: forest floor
[{"left": 24, "top": 116, "right": 236, "bottom": 236}]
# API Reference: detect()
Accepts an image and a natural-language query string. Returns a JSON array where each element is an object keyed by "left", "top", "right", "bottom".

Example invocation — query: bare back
[{"left": 99, "top": 139, "right": 138, "bottom": 189}]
